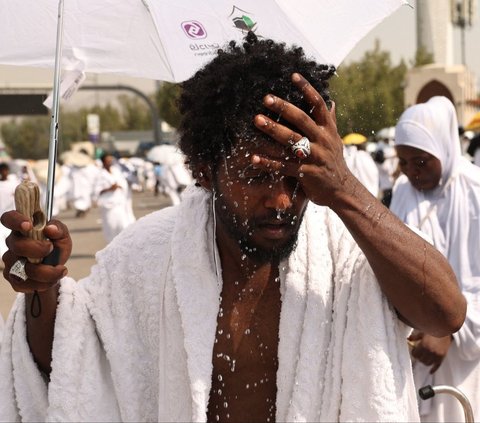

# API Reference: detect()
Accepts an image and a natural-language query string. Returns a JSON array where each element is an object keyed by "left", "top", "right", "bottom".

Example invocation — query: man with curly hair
[{"left": 0, "top": 34, "right": 465, "bottom": 422}]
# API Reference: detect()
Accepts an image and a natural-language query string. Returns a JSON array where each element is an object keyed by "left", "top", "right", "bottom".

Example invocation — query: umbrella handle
[
  {"left": 14, "top": 181, "right": 61, "bottom": 318},
  {"left": 14, "top": 181, "right": 47, "bottom": 264}
]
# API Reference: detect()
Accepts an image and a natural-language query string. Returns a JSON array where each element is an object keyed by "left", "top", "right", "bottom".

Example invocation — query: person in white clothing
[
  {"left": 342, "top": 136, "right": 380, "bottom": 198},
  {"left": 69, "top": 163, "right": 98, "bottom": 217},
  {"left": 390, "top": 96, "right": 480, "bottom": 422},
  {"left": 0, "top": 163, "right": 19, "bottom": 259},
  {"left": 94, "top": 153, "right": 136, "bottom": 243},
  {"left": 0, "top": 34, "right": 465, "bottom": 422},
  {"left": 161, "top": 161, "right": 193, "bottom": 205}
]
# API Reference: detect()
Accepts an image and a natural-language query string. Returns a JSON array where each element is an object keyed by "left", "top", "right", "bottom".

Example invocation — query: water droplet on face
[
  {"left": 218, "top": 374, "right": 223, "bottom": 382},
  {"left": 299, "top": 172, "right": 304, "bottom": 178},
  {"left": 244, "top": 328, "right": 251, "bottom": 335},
  {"left": 223, "top": 402, "right": 229, "bottom": 409}
]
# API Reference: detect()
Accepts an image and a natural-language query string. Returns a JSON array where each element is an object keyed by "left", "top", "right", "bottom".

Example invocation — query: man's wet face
[{"left": 211, "top": 138, "right": 308, "bottom": 264}]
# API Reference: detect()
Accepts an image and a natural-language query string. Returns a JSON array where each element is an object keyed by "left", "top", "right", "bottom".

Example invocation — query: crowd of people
[
  {"left": 0, "top": 148, "right": 191, "bottom": 248},
  {"left": 0, "top": 32, "right": 479, "bottom": 422}
]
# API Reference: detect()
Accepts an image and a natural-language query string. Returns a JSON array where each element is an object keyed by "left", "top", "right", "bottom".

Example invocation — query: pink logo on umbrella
[{"left": 181, "top": 21, "right": 207, "bottom": 39}]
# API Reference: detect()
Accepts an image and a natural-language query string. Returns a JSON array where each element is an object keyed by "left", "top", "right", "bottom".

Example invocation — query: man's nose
[{"left": 264, "top": 179, "right": 293, "bottom": 211}]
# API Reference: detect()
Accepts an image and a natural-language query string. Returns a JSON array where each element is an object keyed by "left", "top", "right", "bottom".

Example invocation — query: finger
[
  {"left": 430, "top": 360, "right": 442, "bottom": 374},
  {"left": 408, "top": 332, "right": 424, "bottom": 342},
  {"left": 251, "top": 154, "right": 319, "bottom": 179},
  {"left": 259, "top": 95, "right": 319, "bottom": 141},
  {"left": 330, "top": 101, "right": 337, "bottom": 126},
  {"left": 1, "top": 210, "right": 33, "bottom": 233},
  {"left": 291, "top": 73, "right": 332, "bottom": 126},
  {"left": 5, "top": 232, "right": 54, "bottom": 261},
  {"left": 43, "top": 220, "right": 72, "bottom": 265},
  {"left": 3, "top": 253, "right": 66, "bottom": 293},
  {"left": 254, "top": 114, "right": 304, "bottom": 152}
]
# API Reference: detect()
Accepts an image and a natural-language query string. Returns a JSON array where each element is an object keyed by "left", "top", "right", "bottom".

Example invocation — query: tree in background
[
  {"left": 118, "top": 95, "right": 152, "bottom": 130},
  {"left": 1, "top": 116, "right": 50, "bottom": 160},
  {"left": 411, "top": 44, "right": 435, "bottom": 67},
  {"left": 329, "top": 40, "right": 407, "bottom": 138},
  {"left": 1, "top": 100, "right": 147, "bottom": 159},
  {"left": 156, "top": 82, "right": 182, "bottom": 128}
]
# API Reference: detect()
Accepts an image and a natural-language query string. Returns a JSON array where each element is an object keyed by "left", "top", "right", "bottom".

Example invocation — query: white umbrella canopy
[
  {"left": 0, "top": 0, "right": 407, "bottom": 83},
  {"left": 146, "top": 144, "right": 185, "bottom": 166}
]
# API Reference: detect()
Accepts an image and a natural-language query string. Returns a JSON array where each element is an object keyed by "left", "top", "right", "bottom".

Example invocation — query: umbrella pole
[{"left": 45, "top": 0, "right": 65, "bottom": 220}]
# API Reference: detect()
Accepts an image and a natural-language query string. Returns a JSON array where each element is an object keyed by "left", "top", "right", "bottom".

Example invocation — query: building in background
[{"left": 404, "top": 0, "right": 478, "bottom": 126}]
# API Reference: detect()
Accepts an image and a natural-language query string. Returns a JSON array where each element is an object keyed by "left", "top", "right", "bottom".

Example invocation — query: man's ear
[{"left": 194, "top": 164, "right": 213, "bottom": 191}]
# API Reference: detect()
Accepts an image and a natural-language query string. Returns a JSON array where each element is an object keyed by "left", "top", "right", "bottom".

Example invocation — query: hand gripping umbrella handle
[
  {"left": 14, "top": 181, "right": 47, "bottom": 263},
  {"left": 14, "top": 181, "right": 60, "bottom": 317}
]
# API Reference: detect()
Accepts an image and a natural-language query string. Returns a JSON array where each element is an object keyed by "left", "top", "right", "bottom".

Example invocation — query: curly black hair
[{"left": 178, "top": 32, "right": 335, "bottom": 175}]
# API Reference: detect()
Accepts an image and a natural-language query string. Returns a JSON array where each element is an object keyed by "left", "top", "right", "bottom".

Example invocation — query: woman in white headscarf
[{"left": 391, "top": 96, "right": 480, "bottom": 422}]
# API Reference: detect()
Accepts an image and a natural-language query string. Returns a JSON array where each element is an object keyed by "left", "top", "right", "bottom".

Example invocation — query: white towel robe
[{"left": 0, "top": 186, "right": 419, "bottom": 422}]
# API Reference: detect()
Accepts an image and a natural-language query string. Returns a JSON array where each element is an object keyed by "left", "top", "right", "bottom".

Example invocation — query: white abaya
[{"left": 391, "top": 96, "right": 480, "bottom": 422}]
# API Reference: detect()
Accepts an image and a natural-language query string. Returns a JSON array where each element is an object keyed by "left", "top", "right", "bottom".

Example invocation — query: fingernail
[
  {"left": 292, "top": 73, "right": 301, "bottom": 82},
  {"left": 252, "top": 155, "right": 261, "bottom": 164},
  {"left": 255, "top": 115, "right": 267, "bottom": 126},
  {"left": 264, "top": 95, "right": 274, "bottom": 105},
  {"left": 20, "top": 221, "right": 31, "bottom": 231}
]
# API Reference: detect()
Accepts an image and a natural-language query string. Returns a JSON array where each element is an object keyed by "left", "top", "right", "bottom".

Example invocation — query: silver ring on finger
[
  {"left": 9, "top": 258, "right": 28, "bottom": 281},
  {"left": 291, "top": 136, "right": 311, "bottom": 159}
]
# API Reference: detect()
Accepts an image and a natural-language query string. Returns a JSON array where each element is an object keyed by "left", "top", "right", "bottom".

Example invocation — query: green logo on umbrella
[{"left": 229, "top": 6, "right": 257, "bottom": 32}]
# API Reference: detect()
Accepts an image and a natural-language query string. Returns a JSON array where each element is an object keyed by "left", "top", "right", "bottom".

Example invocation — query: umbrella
[
  {"left": 147, "top": 144, "right": 185, "bottom": 166},
  {"left": 465, "top": 112, "right": 480, "bottom": 132},
  {"left": 0, "top": 0, "right": 406, "bottom": 217},
  {"left": 0, "top": 0, "right": 407, "bottom": 82},
  {"left": 60, "top": 150, "right": 95, "bottom": 167},
  {"left": 32, "top": 160, "right": 63, "bottom": 185},
  {"left": 343, "top": 133, "right": 368, "bottom": 145}
]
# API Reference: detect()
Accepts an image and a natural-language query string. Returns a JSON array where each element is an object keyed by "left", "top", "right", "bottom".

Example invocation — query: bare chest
[{"left": 206, "top": 276, "right": 281, "bottom": 423}]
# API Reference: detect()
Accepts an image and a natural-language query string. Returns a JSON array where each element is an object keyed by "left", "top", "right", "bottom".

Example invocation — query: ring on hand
[
  {"left": 291, "top": 136, "right": 311, "bottom": 159},
  {"left": 10, "top": 258, "right": 28, "bottom": 282}
]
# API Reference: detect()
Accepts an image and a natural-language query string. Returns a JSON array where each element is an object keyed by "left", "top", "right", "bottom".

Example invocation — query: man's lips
[{"left": 256, "top": 220, "right": 292, "bottom": 239}]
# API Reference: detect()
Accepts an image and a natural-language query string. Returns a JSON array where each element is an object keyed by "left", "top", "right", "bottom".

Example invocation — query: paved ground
[{"left": 0, "top": 190, "right": 171, "bottom": 321}]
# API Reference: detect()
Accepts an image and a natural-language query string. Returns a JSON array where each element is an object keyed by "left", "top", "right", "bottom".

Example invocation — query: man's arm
[
  {"left": 251, "top": 73, "right": 466, "bottom": 337},
  {"left": 328, "top": 173, "right": 465, "bottom": 336},
  {"left": 1, "top": 211, "right": 72, "bottom": 375}
]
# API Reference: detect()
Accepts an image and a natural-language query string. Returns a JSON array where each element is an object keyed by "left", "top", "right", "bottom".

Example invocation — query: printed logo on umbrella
[
  {"left": 229, "top": 6, "right": 257, "bottom": 32},
  {"left": 181, "top": 21, "right": 207, "bottom": 39}
]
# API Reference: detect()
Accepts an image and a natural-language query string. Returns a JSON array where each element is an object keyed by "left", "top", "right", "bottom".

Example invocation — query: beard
[{"left": 212, "top": 190, "right": 306, "bottom": 265}]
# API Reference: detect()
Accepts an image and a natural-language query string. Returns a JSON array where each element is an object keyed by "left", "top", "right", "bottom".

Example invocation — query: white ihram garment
[
  {"left": 344, "top": 145, "right": 380, "bottom": 197},
  {"left": 391, "top": 96, "right": 480, "bottom": 422},
  {"left": 94, "top": 166, "right": 136, "bottom": 243},
  {"left": 0, "top": 186, "right": 418, "bottom": 422},
  {"left": 0, "top": 174, "right": 19, "bottom": 257}
]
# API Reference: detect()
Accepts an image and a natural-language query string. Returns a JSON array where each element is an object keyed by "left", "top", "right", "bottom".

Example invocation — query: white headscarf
[{"left": 391, "top": 95, "right": 480, "bottom": 293}]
